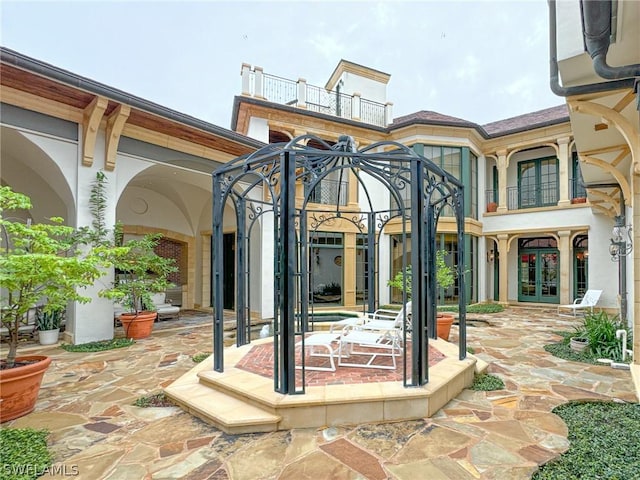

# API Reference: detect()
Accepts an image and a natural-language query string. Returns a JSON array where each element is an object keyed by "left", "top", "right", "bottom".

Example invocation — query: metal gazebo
[{"left": 212, "top": 134, "right": 466, "bottom": 394}]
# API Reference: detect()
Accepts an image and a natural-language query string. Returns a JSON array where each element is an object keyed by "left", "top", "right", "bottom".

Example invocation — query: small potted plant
[
  {"left": 100, "top": 226, "right": 176, "bottom": 339},
  {"left": 388, "top": 250, "right": 456, "bottom": 340},
  {"left": 35, "top": 307, "right": 65, "bottom": 346},
  {"left": 0, "top": 187, "right": 107, "bottom": 422}
]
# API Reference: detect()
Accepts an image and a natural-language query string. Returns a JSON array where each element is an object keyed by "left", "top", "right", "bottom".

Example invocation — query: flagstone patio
[{"left": 4, "top": 306, "right": 637, "bottom": 479}]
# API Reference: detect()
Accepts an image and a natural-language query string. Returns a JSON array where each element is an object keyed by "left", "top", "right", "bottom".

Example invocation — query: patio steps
[{"left": 165, "top": 382, "right": 281, "bottom": 434}]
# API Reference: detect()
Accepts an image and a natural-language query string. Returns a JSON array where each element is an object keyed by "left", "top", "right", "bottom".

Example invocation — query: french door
[{"left": 518, "top": 249, "right": 559, "bottom": 303}]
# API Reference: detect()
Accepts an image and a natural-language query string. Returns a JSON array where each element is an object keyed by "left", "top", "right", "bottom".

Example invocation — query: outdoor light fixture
[
  {"left": 486, "top": 249, "right": 495, "bottom": 263},
  {"left": 609, "top": 215, "right": 633, "bottom": 262}
]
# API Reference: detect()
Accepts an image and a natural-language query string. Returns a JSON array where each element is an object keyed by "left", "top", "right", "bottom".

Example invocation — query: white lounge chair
[
  {"left": 296, "top": 332, "right": 342, "bottom": 371},
  {"left": 329, "top": 302, "right": 411, "bottom": 333},
  {"left": 557, "top": 289, "right": 602, "bottom": 317},
  {"left": 337, "top": 325, "right": 402, "bottom": 370}
]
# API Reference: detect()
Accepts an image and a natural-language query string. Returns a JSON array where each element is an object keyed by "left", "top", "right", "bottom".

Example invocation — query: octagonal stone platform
[{"left": 165, "top": 337, "right": 481, "bottom": 434}]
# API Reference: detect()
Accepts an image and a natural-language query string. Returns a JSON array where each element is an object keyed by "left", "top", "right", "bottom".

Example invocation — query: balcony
[
  {"left": 485, "top": 176, "right": 590, "bottom": 212},
  {"left": 241, "top": 66, "right": 391, "bottom": 128}
]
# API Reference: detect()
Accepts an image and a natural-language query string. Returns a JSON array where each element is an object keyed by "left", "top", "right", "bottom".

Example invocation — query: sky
[{"left": 1, "top": 0, "right": 562, "bottom": 131}]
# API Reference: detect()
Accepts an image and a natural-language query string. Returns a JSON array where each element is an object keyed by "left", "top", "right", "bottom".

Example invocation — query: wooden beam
[
  {"left": 613, "top": 89, "right": 636, "bottom": 113},
  {"left": 105, "top": 104, "right": 130, "bottom": 171},
  {"left": 82, "top": 96, "right": 108, "bottom": 167},
  {"left": 581, "top": 144, "right": 629, "bottom": 156},
  {"left": 581, "top": 154, "right": 631, "bottom": 205}
]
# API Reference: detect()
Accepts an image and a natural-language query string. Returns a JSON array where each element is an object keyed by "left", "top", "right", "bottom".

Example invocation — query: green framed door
[{"left": 518, "top": 249, "right": 559, "bottom": 303}]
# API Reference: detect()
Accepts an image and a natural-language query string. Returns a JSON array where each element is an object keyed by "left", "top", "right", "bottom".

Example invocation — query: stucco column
[
  {"left": 352, "top": 93, "right": 361, "bottom": 121},
  {"left": 557, "top": 137, "right": 571, "bottom": 207},
  {"left": 497, "top": 150, "right": 508, "bottom": 213},
  {"left": 241, "top": 63, "right": 251, "bottom": 96},
  {"left": 558, "top": 230, "right": 571, "bottom": 305},
  {"left": 297, "top": 78, "right": 307, "bottom": 108},
  {"left": 70, "top": 141, "right": 117, "bottom": 344},
  {"left": 633, "top": 174, "right": 640, "bottom": 369},
  {"left": 497, "top": 234, "right": 509, "bottom": 304},
  {"left": 254, "top": 66, "right": 264, "bottom": 99},
  {"left": 343, "top": 233, "right": 356, "bottom": 308}
]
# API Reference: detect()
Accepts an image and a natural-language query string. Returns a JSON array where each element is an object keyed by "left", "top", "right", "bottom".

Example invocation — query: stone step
[{"left": 164, "top": 382, "right": 281, "bottom": 435}]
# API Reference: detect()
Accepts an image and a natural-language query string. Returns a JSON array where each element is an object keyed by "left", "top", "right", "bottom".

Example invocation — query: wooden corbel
[
  {"left": 105, "top": 104, "right": 131, "bottom": 171},
  {"left": 82, "top": 96, "right": 108, "bottom": 167}
]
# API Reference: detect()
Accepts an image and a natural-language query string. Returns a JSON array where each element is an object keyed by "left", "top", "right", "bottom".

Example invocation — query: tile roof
[
  {"left": 391, "top": 111, "right": 480, "bottom": 130},
  {"left": 482, "top": 105, "right": 569, "bottom": 136},
  {"left": 390, "top": 105, "right": 570, "bottom": 138}
]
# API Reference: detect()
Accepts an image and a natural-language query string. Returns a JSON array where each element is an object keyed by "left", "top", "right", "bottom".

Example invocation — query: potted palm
[
  {"left": 0, "top": 187, "right": 107, "bottom": 422},
  {"left": 388, "top": 250, "right": 456, "bottom": 340},
  {"left": 100, "top": 227, "right": 176, "bottom": 339}
]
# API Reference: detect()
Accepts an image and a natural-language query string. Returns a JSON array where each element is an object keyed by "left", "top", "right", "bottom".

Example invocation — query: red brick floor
[{"left": 236, "top": 338, "right": 444, "bottom": 386}]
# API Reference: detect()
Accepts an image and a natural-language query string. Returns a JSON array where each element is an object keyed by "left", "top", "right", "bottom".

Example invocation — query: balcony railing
[
  {"left": 307, "top": 179, "right": 348, "bottom": 206},
  {"left": 242, "top": 66, "right": 390, "bottom": 127},
  {"left": 570, "top": 177, "right": 586, "bottom": 199},
  {"left": 485, "top": 182, "right": 562, "bottom": 211}
]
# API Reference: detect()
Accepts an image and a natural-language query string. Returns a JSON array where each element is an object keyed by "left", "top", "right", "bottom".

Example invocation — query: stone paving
[{"left": 4, "top": 307, "right": 637, "bottom": 479}]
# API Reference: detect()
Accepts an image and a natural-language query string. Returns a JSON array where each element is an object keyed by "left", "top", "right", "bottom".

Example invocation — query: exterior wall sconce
[
  {"left": 486, "top": 249, "right": 495, "bottom": 263},
  {"left": 609, "top": 215, "right": 633, "bottom": 262}
]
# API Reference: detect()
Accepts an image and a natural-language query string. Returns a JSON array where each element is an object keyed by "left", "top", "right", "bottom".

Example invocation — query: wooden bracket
[
  {"left": 105, "top": 104, "right": 131, "bottom": 171},
  {"left": 82, "top": 96, "right": 108, "bottom": 167}
]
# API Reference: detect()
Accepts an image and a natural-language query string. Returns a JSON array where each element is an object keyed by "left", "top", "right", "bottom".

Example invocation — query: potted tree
[
  {"left": 0, "top": 187, "right": 107, "bottom": 422},
  {"left": 388, "top": 250, "right": 456, "bottom": 340},
  {"left": 100, "top": 227, "right": 176, "bottom": 340},
  {"left": 88, "top": 172, "right": 177, "bottom": 340}
]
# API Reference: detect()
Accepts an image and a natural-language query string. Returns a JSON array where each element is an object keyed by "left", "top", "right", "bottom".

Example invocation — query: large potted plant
[
  {"left": 388, "top": 250, "right": 456, "bottom": 340},
  {"left": 88, "top": 172, "right": 177, "bottom": 340},
  {"left": 100, "top": 228, "right": 176, "bottom": 340},
  {"left": 0, "top": 187, "right": 106, "bottom": 422}
]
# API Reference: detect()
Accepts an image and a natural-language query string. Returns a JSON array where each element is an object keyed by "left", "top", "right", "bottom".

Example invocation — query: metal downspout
[{"left": 548, "top": 0, "right": 636, "bottom": 97}]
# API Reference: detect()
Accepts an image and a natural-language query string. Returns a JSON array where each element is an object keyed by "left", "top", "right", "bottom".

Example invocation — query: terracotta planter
[
  {"left": 437, "top": 314, "right": 455, "bottom": 341},
  {"left": 486, "top": 202, "right": 498, "bottom": 212},
  {"left": 571, "top": 197, "right": 587, "bottom": 204},
  {"left": 120, "top": 311, "right": 157, "bottom": 339},
  {"left": 0, "top": 355, "right": 52, "bottom": 423}
]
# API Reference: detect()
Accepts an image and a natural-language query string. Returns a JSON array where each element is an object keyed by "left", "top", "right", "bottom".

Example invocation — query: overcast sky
[{"left": 1, "top": 0, "right": 562, "bottom": 130}]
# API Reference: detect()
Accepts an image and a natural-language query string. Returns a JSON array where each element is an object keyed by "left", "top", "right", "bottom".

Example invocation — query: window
[
  {"left": 571, "top": 152, "right": 586, "bottom": 199},
  {"left": 310, "top": 233, "right": 343, "bottom": 306},
  {"left": 518, "top": 157, "right": 558, "bottom": 208}
]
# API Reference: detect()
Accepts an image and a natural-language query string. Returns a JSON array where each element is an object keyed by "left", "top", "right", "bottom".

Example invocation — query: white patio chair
[
  {"left": 296, "top": 332, "right": 342, "bottom": 371},
  {"left": 329, "top": 302, "right": 411, "bottom": 333},
  {"left": 337, "top": 325, "right": 402, "bottom": 370},
  {"left": 557, "top": 289, "right": 602, "bottom": 317}
]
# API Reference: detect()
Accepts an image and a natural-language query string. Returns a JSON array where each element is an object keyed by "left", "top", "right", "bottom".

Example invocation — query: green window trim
[{"left": 517, "top": 156, "right": 558, "bottom": 209}]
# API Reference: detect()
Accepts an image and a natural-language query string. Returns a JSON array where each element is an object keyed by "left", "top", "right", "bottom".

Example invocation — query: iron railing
[
  {"left": 249, "top": 70, "right": 386, "bottom": 127},
  {"left": 262, "top": 73, "right": 298, "bottom": 105},
  {"left": 570, "top": 178, "right": 586, "bottom": 199}
]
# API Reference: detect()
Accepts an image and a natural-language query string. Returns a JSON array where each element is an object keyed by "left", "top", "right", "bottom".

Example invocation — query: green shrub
[
  {"left": 574, "top": 311, "right": 632, "bottom": 362},
  {"left": 61, "top": 338, "right": 134, "bottom": 352},
  {"left": 437, "top": 303, "right": 504, "bottom": 314},
  {"left": 0, "top": 428, "right": 53, "bottom": 480},
  {"left": 133, "top": 392, "right": 174, "bottom": 407},
  {"left": 192, "top": 352, "right": 211, "bottom": 363},
  {"left": 533, "top": 401, "right": 640, "bottom": 479},
  {"left": 470, "top": 373, "right": 504, "bottom": 391}
]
